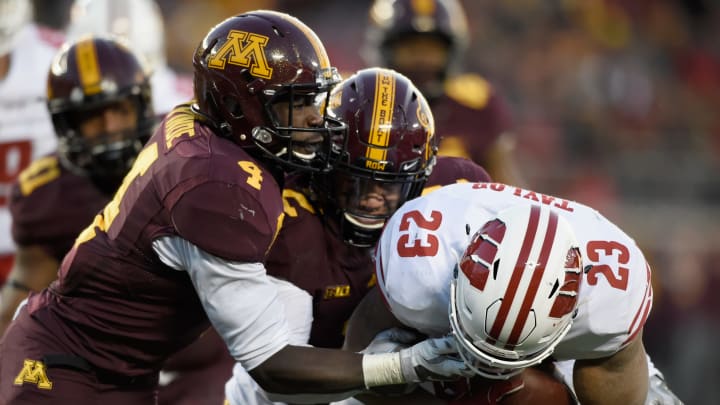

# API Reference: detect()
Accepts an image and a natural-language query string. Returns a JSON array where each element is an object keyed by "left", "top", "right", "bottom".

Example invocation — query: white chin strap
[
  {"left": 274, "top": 147, "right": 317, "bottom": 161},
  {"left": 343, "top": 213, "right": 385, "bottom": 230}
]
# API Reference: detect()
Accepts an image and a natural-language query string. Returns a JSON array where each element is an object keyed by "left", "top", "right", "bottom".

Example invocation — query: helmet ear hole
[
  {"left": 549, "top": 279, "right": 560, "bottom": 298},
  {"left": 221, "top": 96, "right": 243, "bottom": 119}
]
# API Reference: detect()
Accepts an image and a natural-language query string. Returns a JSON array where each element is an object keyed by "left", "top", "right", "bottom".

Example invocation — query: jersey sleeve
[
  {"left": 374, "top": 191, "right": 478, "bottom": 337},
  {"left": 169, "top": 180, "right": 282, "bottom": 263},
  {"left": 553, "top": 215, "right": 654, "bottom": 360},
  {"left": 10, "top": 156, "right": 108, "bottom": 261},
  {"left": 152, "top": 236, "right": 289, "bottom": 370}
]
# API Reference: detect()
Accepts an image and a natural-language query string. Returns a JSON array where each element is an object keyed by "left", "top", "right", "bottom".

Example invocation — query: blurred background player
[
  {"left": 0, "top": 35, "right": 155, "bottom": 334},
  {"left": 225, "top": 66, "right": 493, "bottom": 405},
  {"left": 30, "top": 0, "right": 73, "bottom": 33},
  {"left": 65, "top": 0, "right": 192, "bottom": 115},
  {"left": 363, "top": 0, "right": 524, "bottom": 186},
  {"left": 0, "top": 0, "right": 64, "bottom": 286}
]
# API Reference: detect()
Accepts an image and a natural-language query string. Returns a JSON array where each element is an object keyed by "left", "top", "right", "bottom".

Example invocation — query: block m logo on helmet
[
  {"left": 208, "top": 30, "right": 273, "bottom": 79},
  {"left": 13, "top": 359, "right": 53, "bottom": 389}
]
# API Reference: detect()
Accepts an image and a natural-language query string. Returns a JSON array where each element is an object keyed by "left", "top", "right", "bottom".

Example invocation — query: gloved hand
[
  {"left": 646, "top": 375, "right": 684, "bottom": 405},
  {"left": 398, "top": 335, "right": 473, "bottom": 383},
  {"left": 362, "top": 327, "right": 420, "bottom": 354}
]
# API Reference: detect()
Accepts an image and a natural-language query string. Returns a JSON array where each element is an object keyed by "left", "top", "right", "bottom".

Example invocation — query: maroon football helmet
[
  {"left": 192, "top": 10, "right": 345, "bottom": 173},
  {"left": 47, "top": 35, "right": 154, "bottom": 194},
  {"left": 319, "top": 67, "right": 438, "bottom": 247},
  {"left": 364, "top": 0, "right": 469, "bottom": 99}
]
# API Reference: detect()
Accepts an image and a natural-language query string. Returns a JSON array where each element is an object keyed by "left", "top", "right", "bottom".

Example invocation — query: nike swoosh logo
[{"left": 401, "top": 160, "right": 419, "bottom": 171}]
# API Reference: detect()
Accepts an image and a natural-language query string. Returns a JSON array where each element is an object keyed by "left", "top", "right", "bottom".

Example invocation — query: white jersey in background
[
  {"left": 149, "top": 64, "right": 192, "bottom": 115},
  {"left": 64, "top": 0, "right": 193, "bottom": 116},
  {"left": 375, "top": 182, "right": 653, "bottom": 361},
  {"left": 0, "top": 24, "right": 62, "bottom": 265}
]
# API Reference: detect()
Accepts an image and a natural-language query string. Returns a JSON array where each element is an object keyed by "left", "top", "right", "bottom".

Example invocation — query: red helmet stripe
[
  {"left": 506, "top": 210, "right": 558, "bottom": 346},
  {"left": 488, "top": 204, "right": 541, "bottom": 342}
]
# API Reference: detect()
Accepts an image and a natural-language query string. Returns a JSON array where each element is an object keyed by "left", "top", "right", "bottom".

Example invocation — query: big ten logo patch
[
  {"left": 323, "top": 285, "right": 351, "bottom": 299},
  {"left": 13, "top": 359, "right": 53, "bottom": 389}
]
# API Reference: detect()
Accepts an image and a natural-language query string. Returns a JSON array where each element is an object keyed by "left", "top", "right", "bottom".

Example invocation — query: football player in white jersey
[
  {"left": 65, "top": 0, "right": 192, "bottom": 115},
  {"left": 0, "top": 0, "right": 63, "bottom": 284},
  {"left": 345, "top": 182, "right": 683, "bottom": 404}
]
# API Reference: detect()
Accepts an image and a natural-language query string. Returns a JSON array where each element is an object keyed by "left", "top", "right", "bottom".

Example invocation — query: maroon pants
[{"left": 0, "top": 311, "right": 158, "bottom": 404}]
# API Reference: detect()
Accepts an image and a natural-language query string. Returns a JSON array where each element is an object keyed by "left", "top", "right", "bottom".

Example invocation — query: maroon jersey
[
  {"left": 19, "top": 104, "right": 284, "bottom": 377},
  {"left": 433, "top": 73, "right": 512, "bottom": 167},
  {"left": 268, "top": 156, "right": 491, "bottom": 348},
  {"left": 10, "top": 154, "right": 109, "bottom": 261}
]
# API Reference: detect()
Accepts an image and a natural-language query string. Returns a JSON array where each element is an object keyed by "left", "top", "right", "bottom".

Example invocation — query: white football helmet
[
  {"left": 66, "top": 0, "right": 165, "bottom": 71},
  {"left": 0, "top": 0, "right": 31, "bottom": 56},
  {"left": 449, "top": 204, "right": 583, "bottom": 379}
]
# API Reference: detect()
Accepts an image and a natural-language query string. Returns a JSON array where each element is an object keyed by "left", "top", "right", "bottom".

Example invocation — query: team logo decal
[
  {"left": 13, "top": 359, "right": 53, "bottom": 389},
  {"left": 208, "top": 30, "right": 273, "bottom": 79}
]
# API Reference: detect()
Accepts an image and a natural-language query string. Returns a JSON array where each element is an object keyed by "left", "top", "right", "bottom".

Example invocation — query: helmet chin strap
[{"left": 343, "top": 212, "right": 385, "bottom": 230}]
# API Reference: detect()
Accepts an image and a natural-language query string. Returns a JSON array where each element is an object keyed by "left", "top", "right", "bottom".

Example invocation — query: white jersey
[
  {"left": 149, "top": 64, "right": 192, "bottom": 115},
  {"left": 0, "top": 24, "right": 62, "bottom": 256},
  {"left": 376, "top": 182, "right": 653, "bottom": 361}
]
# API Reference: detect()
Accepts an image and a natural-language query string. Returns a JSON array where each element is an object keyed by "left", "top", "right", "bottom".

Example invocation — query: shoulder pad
[
  {"left": 444, "top": 73, "right": 493, "bottom": 110},
  {"left": 17, "top": 155, "right": 61, "bottom": 196}
]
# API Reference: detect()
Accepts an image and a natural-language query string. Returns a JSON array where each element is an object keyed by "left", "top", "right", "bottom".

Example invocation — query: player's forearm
[
  {"left": 250, "top": 345, "right": 366, "bottom": 394},
  {"left": 344, "top": 287, "right": 403, "bottom": 352},
  {"left": 573, "top": 337, "right": 649, "bottom": 405}
]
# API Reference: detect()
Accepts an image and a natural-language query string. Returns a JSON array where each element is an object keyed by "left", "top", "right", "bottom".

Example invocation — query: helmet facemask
[
  {"left": 48, "top": 36, "right": 155, "bottom": 195},
  {"left": 321, "top": 157, "right": 431, "bottom": 247},
  {"left": 55, "top": 91, "right": 153, "bottom": 194},
  {"left": 315, "top": 67, "right": 437, "bottom": 247},
  {"left": 253, "top": 70, "right": 347, "bottom": 173},
  {"left": 191, "top": 11, "right": 347, "bottom": 175}
]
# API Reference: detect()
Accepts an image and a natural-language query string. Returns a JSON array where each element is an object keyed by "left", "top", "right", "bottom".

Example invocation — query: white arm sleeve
[{"left": 152, "top": 235, "right": 290, "bottom": 370}]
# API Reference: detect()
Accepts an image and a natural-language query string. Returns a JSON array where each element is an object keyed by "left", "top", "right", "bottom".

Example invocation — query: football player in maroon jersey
[
  {"left": 364, "top": 0, "right": 524, "bottom": 186},
  {"left": 0, "top": 11, "right": 469, "bottom": 404},
  {"left": 0, "top": 32, "right": 233, "bottom": 405},
  {"left": 0, "top": 35, "right": 155, "bottom": 336},
  {"left": 266, "top": 67, "right": 492, "bottom": 349}
]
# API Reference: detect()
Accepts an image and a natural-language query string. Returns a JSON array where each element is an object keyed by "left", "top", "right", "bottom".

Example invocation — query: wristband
[{"left": 361, "top": 352, "right": 405, "bottom": 388}]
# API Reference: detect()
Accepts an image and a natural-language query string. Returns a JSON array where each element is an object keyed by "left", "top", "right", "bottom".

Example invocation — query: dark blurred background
[{"left": 35, "top": 0, "right": 720, "bottom": 403}]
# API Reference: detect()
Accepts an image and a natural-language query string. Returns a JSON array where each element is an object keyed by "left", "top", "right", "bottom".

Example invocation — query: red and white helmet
[{"left": 449, "top": 204, "right": 583, "bottom": 379}]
